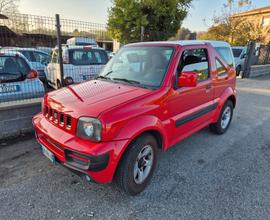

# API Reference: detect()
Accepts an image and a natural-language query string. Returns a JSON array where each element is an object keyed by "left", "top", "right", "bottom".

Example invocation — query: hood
[{"left": 46, "top": 80, "right": 151, "bottom": 118}]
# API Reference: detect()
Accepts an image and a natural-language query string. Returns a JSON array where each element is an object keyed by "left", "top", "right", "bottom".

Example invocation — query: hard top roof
[
  {"left": 128, "top": 40, "right": 231, "bottom": 48},
  {"left": 58, "top": 45, "right": 104, "bottom": 50},
  {"left": 2, "top": 47, "right": 49, "bottom": 54}
]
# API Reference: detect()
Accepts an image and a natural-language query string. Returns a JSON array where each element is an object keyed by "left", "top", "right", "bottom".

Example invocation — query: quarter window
[
  {"left": 178, "top": 48, "right": 210, "bottom": 82},
  {"left": 216, "top": 59, "right": 227, "bottom": 77},
  {"left": 215, "top": 47, "right": 234, "bottom": 67}
]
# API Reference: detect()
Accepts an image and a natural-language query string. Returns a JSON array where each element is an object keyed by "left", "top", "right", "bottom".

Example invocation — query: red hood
[{"left": 46, "top": 80, "right": 151, "bottom": 118}]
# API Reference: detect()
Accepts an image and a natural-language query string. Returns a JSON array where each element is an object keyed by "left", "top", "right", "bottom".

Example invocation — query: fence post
[
  {"left": 55, "top": 14, "right": 64, "bottom": 86},
  {"left": 264, "top": 42, "right": 270, "bottom": 65},
  {"left": 243, "top": 41, "right": 256, "bottom": 78},
  {"left": 140, "top": 26, "right": 144, "bottom": 42}
]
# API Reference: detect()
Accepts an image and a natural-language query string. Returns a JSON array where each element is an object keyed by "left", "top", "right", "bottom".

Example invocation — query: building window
[{"left": 262, "top": 16, "right": 270, "bottom": 27}]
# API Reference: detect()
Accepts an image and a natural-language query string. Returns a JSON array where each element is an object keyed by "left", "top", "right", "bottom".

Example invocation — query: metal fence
[
  {"left": 256, "top": 44, "right": 270, "bottom": 65},
  {"left": 0, "top": 13, "right": 113, "bottom": 105},
  {"left": 242, "top": 41, "right": 270, "bottom": 78}
]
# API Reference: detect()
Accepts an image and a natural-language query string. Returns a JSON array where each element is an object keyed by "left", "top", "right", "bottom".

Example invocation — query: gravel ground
[{"left": 0, "top": 76, "right": 270, "bottom": 220}]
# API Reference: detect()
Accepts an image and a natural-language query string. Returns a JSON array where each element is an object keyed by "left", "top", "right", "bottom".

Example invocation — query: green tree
[
  {"left": 197, "top": 0, "right": 260, "bottom": 45},
  {"left": 108, "top": 0, "right": 192, "bottom": 44}
]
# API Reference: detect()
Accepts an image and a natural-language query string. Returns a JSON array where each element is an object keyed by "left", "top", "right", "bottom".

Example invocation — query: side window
[
  {"left": 215, "top": 47, "right": 234, "bottom": 67},
  {"left": 216, "top": 59, "right": 227, "bottom": 77},
  {"left": 178, "top": 48, "right": 209, "bottom": 82},
  {"left": 51, "top": 50, "right": 59, "bottom": 63}
]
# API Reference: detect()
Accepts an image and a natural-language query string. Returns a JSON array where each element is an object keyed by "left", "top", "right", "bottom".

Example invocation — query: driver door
[{"left": 167, "top": 46, "right": 215, "bottom": 140}]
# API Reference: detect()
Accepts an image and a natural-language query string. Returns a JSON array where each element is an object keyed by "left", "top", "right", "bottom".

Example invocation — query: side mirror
[
  {"left": 178, "top": 71, "right": 198, "bottom": 87},
  {"left": 241, "top": 54, "right": 247, "bottom": 59},
  {"left": 27, "top": 69, "right": 38, "bottom": 79}
]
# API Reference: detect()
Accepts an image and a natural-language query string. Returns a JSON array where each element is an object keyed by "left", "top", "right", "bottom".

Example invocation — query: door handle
[{"left": 205, "top": 84, "right": 212, "bottom": 93}]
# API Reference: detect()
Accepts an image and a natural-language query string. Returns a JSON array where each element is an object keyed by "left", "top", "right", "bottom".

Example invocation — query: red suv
[{"left": 33, "top": 40, "right": 236, "bottom": 195}]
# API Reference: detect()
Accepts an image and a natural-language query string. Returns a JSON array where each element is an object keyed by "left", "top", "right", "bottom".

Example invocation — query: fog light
[{"left": 85, "top": 175, "right": 91, "bottom": 182}]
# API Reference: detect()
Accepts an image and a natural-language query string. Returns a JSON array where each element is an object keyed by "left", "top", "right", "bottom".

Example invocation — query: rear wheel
[
  {"left": 210, "top": 100, "right": 233, "bottom": 135},
  {"left": 115, "top": 134, "right": 158, "bottom": 196}
]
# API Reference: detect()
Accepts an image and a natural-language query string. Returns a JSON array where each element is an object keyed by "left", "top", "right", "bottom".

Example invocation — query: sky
[{"left": 19, "top": 0, "right": 270, "bottom": 32}]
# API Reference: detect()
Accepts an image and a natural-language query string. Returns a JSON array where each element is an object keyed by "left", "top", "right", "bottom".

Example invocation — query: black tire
[
  {"left": 236, "top": 66, "right": 241, "bottom": 76},
  {"left": 115, "top": 134, "right": 158, "bottom": 196},
  {"left": 210, "top": 100, "right": 233, "bottom": 135}
]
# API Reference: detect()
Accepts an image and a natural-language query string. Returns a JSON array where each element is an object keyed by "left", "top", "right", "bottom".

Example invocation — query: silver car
[
  {"left": 232, "top": 46, "right": 247, "bottom": 76},
  {"left": 0, "top": 52, "right": 45, "bottom": 102},
  {"left": 1, "top": 48, "right": 51, "bottom": 83}
]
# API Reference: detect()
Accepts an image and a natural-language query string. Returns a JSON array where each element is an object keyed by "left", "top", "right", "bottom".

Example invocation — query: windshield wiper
[
  {"left": 95, "top": 75, "right": 111, "bottom": 80},
  {"left": 112, "top": 78, "right": 141, "bottom": 85},
  {"left": 104, "top": 70, "right": 113, "bottom": 77}
]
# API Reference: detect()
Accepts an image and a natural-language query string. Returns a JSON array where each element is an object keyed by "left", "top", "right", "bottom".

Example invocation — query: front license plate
[
  {"left": 0, "top": 85, "right": 19, "bottom": 93},
  {"left": 41, "top": 145, "right": 55, "bottom": 163}
]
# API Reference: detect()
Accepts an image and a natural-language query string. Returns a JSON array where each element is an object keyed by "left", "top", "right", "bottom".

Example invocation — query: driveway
[{"left": 1, "top": 76, "right": 270, "bottom": 220}]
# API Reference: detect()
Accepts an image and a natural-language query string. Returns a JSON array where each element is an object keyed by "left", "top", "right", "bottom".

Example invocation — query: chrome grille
[{"left": 44, "top": 105, "right": 73, "bottom": 130}]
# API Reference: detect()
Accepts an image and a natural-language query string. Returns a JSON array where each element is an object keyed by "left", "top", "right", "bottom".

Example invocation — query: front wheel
[
  {"left": 115, "top": 134, "right": 158, "bottom": 196},
  {"left": 210, "top": 100, "right": 233, "bottom": 135},
  {"left": 236, "top": 66, "right": 241, "bottom": 76}
]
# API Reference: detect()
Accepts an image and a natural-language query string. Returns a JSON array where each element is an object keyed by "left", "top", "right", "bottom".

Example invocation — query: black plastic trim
[
  {"left": 64, "top": 149, "right": 109, "bottom": 172},
  {"left": 176, "top": 102, "right": 218, "bottom": 127}
]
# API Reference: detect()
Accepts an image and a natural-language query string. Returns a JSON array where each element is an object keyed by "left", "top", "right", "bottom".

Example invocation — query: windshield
[
  {"left": 0, "top": 56, "right": 30, "bottom": 83},
  {"left": 19, "top": 50, "right": 51, "bottom": 65},
  {"left": 69, "top": 49, "right": 109, "bottom": 65},
  {"left": 99, "top": 46, "right": 174, "bottom": 89},
  {"left": 232, "top": 49, "right": 243, "bottom": 58}
]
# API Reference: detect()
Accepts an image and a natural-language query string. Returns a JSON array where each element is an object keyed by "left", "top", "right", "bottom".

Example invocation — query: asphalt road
[{"left": 1, "top": 76, "right": 270, "bottom": 220}]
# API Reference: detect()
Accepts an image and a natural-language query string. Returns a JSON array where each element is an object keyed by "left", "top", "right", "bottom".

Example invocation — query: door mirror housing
[{"left": 178, "top": 71, "right": 198, "bottom": 87}]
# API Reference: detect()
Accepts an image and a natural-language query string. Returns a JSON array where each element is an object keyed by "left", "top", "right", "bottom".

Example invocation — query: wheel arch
[
  {"left": 113, "top": 129, "right": 164, "bottom": 181},
  {"left": 212, "top": 87, "right": 236, "bottom": 122},
  {"left": 228, "top": 94, "right": 236, "bottom": 108}
]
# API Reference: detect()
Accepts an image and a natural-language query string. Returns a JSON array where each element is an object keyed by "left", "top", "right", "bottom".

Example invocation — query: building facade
[{"left": 232, "top": 6, "right": 270, "bottom": 43}]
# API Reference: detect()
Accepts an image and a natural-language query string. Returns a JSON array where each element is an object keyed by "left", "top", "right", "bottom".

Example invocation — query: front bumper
[{"left": 33, "top": 113, "right": 129, "bottom": 183}]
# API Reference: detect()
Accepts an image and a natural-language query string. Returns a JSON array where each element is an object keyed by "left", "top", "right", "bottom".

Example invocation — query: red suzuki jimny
[{"left": 33, "top": 40, "right": 236, "bottom": 195}]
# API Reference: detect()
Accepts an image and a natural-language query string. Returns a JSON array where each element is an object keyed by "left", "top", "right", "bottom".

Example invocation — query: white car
[
  {"left": 1, "top": 48, "right": 51, "bottom": 83},
  {"left": 0, "top": 51, "right": 45, "bottom": 102},
  {"left": 66, "top": 37, "right": 98, "bottom": 46},
  {"left": 46, "top": 45, "right": 109, "bottom": 89},
  {"left": 232, "top": 46, "right": 247, "bottom": 76}
]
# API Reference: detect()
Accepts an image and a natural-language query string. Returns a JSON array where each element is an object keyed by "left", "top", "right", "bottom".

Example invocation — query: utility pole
[{"left": 55, "top": 14, "right": 64, "bottom": 87}]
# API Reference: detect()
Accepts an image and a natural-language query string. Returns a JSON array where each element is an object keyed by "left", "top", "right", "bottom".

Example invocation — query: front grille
[
  {"left": 44, "top": 105, "right": 73, "bottom": 130},
  {"left": 60, "top": 113, "right": 64, "bottom": 125},
  {"left": 66, "top": 116, "right": 72, "bottom": 128}
]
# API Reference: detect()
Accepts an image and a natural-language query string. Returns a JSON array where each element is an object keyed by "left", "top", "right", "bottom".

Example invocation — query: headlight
[{"left": 76, "top": 117, "right": 102, "bottom": 142}]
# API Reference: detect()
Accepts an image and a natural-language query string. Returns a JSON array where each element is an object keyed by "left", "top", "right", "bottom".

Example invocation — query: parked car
[
  {"left": 36, "top": 47, "right": 53, "bottom": 55},
  {"left": 46, "top": 45, "right": 109, "bottom": 89},
  {"left": 232, "top": 46, "right": 247, "bottom": 76},
  {"left": 106, "top": 50, "right": 115, "bottom": 59},
  {"left": 0, "top": 52, "right": 45, "bottom": 102},
  {"left": 1, "top": 48, "right": 51, "bottom": 83},
  {"left": 66, "top": 37, "right": 98, "bottom": 46},
  {"left": 33, "top": 40, "right": 236, "bottom": 195}
]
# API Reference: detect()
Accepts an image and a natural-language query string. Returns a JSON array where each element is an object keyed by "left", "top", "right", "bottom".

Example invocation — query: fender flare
[
  {"left": 115, "top": 115, "right": 168, "bottom": 150},
  {"left": 108, "top": 115, "right": 169, "bottom": 180},
  {"left": 212, "top": 87, "right": 236, "bottom": 122}
]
